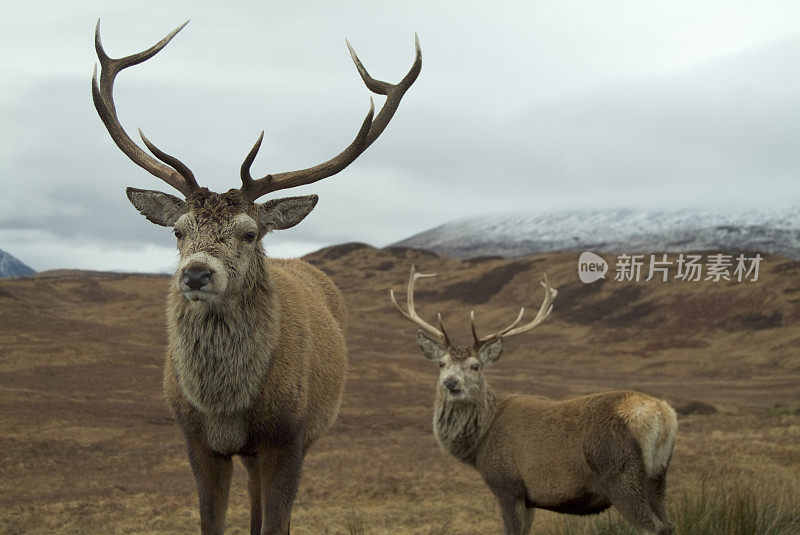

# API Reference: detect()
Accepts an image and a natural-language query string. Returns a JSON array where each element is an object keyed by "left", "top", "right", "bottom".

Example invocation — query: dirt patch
[
  {"left": 722, "top": 312, "right": 783, "bottom": 331},
  {"left": 304, "top": 242, "right": 374, "bottom": 263},
  {"left": 773, "top": 260, "right": 800, "bottom": 274},
  {"left": 675, "top": 400, "right": 718, "bottom": 415},
  {"left": 373, "top": 261, "right": 395, "bottom": 272},
  {"left": 437, "top": 259, "right": 537, "bottom": 304},
  {"left": 462, "top": 255, "right": 505, "bottom": 264},
  {"left": 381, "top": 246, "right": 439, "bottom": 259},
  {"left": 557, "top": 285, "right": 651, "bottom": 326}
]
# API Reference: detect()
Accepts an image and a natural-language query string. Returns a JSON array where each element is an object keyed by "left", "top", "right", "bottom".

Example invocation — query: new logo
[{"left": 578, "top": 252, "right": 608, "bottom": 283}]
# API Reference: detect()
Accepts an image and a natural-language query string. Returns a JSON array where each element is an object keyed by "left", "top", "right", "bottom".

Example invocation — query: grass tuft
[
  {"left": 345, "top": 510, "right": 366, "bottom": 535},
  {"left": 765, "top": 403, "right": 800, "bottom": 417},
  {"left": 541, "top": 481, "right": 800, "bottom": 535}
]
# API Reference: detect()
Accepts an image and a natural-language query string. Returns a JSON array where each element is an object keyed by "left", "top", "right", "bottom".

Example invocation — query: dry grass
[
  {"left": 0, "top": 246, "right": 799, "bottom": 533},
  {"left": 540, "top": 478, "right": 800, "bottom": 535}
]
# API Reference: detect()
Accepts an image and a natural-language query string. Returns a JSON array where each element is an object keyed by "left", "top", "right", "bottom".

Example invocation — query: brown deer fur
[
  {"left": 395, "top": 274, "right": 678, "bottom": 535},
  {"left": 423, "top": 338, "right": 677, "bottom": 535},
  {"left": 93, "top": 21, "right": 421, "bottom": 533},
  {"left": 128, "top": 188, "right": 347, "bottom": 535}
]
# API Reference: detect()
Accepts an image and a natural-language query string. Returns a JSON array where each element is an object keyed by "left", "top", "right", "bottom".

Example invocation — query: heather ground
[{"left": 1, "top": 246, "right": 798, "bottom": 533}]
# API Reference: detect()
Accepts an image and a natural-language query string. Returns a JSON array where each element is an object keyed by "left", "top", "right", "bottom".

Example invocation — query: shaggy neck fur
[
  {"left": 167, "top": 243, "right": 279, "bottom": 415},
  {"left": 433, "top": 384, "right": 497, "bottom": 465}
]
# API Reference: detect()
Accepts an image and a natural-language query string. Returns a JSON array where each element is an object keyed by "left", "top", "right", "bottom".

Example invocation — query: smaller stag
[{"left": 390, "top": 267, "right": 677, "bottom": 535}]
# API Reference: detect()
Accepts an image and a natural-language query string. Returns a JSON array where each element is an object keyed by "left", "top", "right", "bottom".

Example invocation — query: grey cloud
[{"left": 2, "top": 1, "right": 800, "bottom": 271}]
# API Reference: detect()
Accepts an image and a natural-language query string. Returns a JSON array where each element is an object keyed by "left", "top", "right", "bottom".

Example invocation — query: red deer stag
[
  {"left": 390, "top": 267, "right": 677, "bottom": 535},
  {"left": 92, "top": 20, "right": 420, "bottom": 535}
]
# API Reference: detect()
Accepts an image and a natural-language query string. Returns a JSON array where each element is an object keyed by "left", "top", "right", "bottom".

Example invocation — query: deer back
[{"left": 475, "top": 391, "right": 676, "bottom": 501}]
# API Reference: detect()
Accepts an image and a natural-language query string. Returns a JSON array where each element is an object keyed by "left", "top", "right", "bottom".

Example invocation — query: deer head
[
  {"left": 93, "top": 21, "right": 421, "bottom": 303},
  {"left": 390, "top": 266, "right": 557, "bottom": 402}
]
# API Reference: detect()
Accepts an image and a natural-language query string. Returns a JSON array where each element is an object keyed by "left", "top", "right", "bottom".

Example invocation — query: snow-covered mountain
[
  {"left": 392, "top": 207, "right": 799, "bottom": 260},
  {"left": 0, "top": 249, "right": 36, "bottom": 278}
]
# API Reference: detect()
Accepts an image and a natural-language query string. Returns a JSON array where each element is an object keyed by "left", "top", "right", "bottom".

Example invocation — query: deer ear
[
  {"left": 416, "top": 331, "right": 447, "bottom": 361},
  {"left": 477, "top": 338, "right": 504, "bottom": 365},
  {"left": 257, "top": 194, "right": 318, "bottom": 232},
  {"left": 126, "top": 187, "right": 186, "bottom": 227}
]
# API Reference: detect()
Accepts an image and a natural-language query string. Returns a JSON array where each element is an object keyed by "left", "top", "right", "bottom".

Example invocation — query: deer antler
[
  {"left": 471, "top": 275, "right": 557, "bottom": 347},
  {"left": 93, "top": 23, "right": 421, "bottom": 201},
  {"left": 239, "top": 34, "right": 422, "bottom": 201},
  {"left": 92, "top": 20, "right": 199, "bottom": 197},
  {"left": 389, "top": 265, "right": 451, "bottom": 346}
]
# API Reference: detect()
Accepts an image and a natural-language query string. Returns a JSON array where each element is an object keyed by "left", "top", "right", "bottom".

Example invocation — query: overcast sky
[{"left": 1, "top": 0, "right": 799, "bottom": 272}]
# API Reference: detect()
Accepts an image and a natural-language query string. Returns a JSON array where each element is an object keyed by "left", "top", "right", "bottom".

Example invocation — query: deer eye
[
  {"left": 243, "top": 231, "right": 256, "bottom": 243},
  {"left": 437, "top": 361, "right": 445, "bottom": 369},
  {"left": 470, "top": 363, "right": 480, "bottom": 371},
  {"left": 174, "top": 229, "right": 183, "bottom": 239}
]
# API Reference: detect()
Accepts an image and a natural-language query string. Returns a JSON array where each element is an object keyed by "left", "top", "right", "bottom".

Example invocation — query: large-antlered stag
[{"left": 92, "top": 20, "right": 420, "bottom": 535}]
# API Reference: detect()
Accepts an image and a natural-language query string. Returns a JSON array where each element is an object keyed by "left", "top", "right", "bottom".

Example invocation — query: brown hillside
[{"left": 1, "top": 246, "right": 799, "bottom": 533}]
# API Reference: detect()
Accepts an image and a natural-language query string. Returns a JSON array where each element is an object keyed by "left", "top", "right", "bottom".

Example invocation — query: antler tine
[
  {"left": 240, "top": 131, "right": 265, "bottom": 191},
  {"left": 437, "top": 312, "right": 452, "bottom": 347},
  {"left": 470, "top": 310, "right": 480, "bottom": 346},
  {"left": 389, "top": 265, "right": 448, "bottom": 345},
  {"left": 242, "top": 34, "right": 421, "bottom": 201},
  {"left": 92, "top": 20, "right": 199, "bottom": 197},
  {"left": 471, "top": 275, "right": 557, "bottom": 346},
  {"left": 472, "top": 307, "right": 526, "bottom": 347},
  {"left": 138, "top": 129, "right": 198, "bottom": 189},
  {"left": 500, "top": 275, "right": 558, "bottom": 339},
  {"left": 346, "top": 33, "right": 422, "bottom": 148},
  {"left": 406, "top": 265, "right": 435, "bottom": 316},
  {"left": 240, "top": 99, "right": 374, "bottom": 200}
]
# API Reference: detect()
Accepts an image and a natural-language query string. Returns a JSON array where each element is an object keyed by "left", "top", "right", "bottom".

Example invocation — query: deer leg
[
  {"left": 186, "top": 437, "right": 233, "bottom": 535},
  {"left": 241, "top": 454, "right": 264, "bottom": 535},
  {"left": 522, "top": 506, "right": 535, "bottom": 534},
  {"left": 259, "top": 439, "right": 306, "bottom": 535},
  {"left": 496, "top": 493, "right": 533, "bottom": 535},
  {"left": 648, "top": 471, "right": 673, "bottom": 534},
  {"left": 599, "top": 470, "right": 666, "bottom": 535}
]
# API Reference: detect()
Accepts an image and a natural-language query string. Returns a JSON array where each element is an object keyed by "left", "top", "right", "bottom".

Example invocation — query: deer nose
[
  {"left": 182, "top": 265, "right": 213, "bottom": 291},
  {"left": 443, "top": 377, "right": 460, "bottom": 392}
]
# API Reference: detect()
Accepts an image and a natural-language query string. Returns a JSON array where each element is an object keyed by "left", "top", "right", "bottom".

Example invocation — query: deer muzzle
[
  {"left": 177, "top": 252, "right": 228, "bottom": 299},
  {"left": 443, "top": 376, "right": 462, "bottom": 394},
  {"left": 182, "top": 265, "right": 213, "bottom": 291}
]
